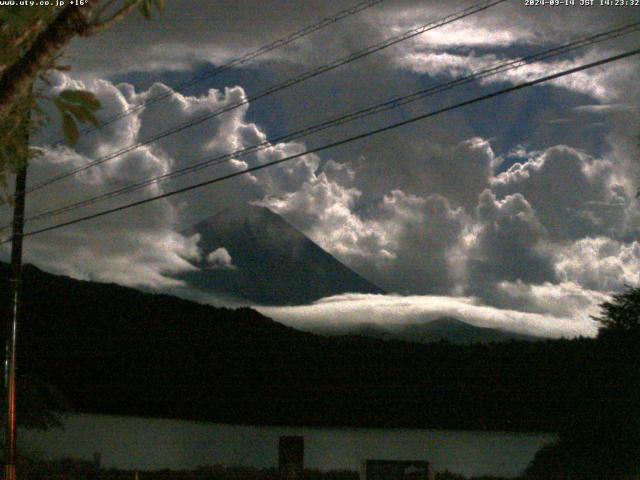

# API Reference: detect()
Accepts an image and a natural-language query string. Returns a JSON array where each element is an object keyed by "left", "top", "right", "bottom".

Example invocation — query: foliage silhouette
[
  {"left": 592, "top": 285, "right": 640, "bottom": 341},
  {"left": 526, "top": 287, "right": 640, "bottom": 479},
  {"left": 0, "top": 1, "right": 162, "bottom": 190},
  {"left": 1, "top": 262, "right": 628, "bottom": 436}
]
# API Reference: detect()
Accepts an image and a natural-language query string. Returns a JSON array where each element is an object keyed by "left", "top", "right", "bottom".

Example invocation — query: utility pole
[{"left": 3, "top": 104, "right": 29, "bottom": 480}]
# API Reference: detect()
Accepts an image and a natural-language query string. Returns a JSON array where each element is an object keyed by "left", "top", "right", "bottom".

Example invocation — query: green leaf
[
  {"left": 61, "top": 111, "right": 79, "bottom": 145},
  {"left": 52, "top": 96, "right": 65, "bottom": 113},
  {"left": 139, "top": 0, "right": 152, "bottom": 19},
  {"left": 28, "top": 146, "right": 44, "bottom": 159},
  {"left": 85, "top": 111, "right": 100, "bottom": 128},
  {"left": 54, "top": 91, "right": 101, "bottom": 145},
  {"left": 64, "top": 103, "right": 100, "bottom": 127},
  {"left": 63, "top": 103, "right": 90, "bottom": 122},
  {"left": 59, "top": 89, "right": 101, "bottom": 111}
]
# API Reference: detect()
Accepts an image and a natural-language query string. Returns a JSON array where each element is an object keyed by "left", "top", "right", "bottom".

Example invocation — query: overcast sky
[{"left": 3, "top": 0, "right": 639, "bottom": 337}]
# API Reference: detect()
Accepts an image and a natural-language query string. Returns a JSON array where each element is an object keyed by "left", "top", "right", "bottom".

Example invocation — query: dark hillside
[
  {"left": 349, "top": 317, "right": 541, "bottom": 344},
  {"left": 0, "top": 263, "right": 616, "bottom": 433}
]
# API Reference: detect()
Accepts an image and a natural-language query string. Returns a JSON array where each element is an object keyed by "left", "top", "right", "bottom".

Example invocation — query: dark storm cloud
[
  {"left": 68, "top": 0, "right": 635, "bottom": 76},
  {"left": 466, "top": 189, "right": 557, "bottom": 300}
]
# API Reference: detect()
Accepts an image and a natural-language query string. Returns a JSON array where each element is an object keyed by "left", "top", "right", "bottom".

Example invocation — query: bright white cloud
[
  {"left": 0, "top": 73, "right": 305, "bottom": 290},
  {"left": 258, "top": 292, "right": 597, "bottom": 339},
  {"left": 4, "top": 0, "right": 636, "bottom": 337},
  {"left": 262, "top": 165, "right": 468, "bottom": 294},
  {"left": 555, "top": 237, "right": 640, "bottom": 292},
  {"left": 1, "top": 73, "right": 319, "bottom": 289},
  {"left": 397, "top": 48, "right": 635, "bottom": 101},
  {"left": 381, "top": 7, "right": 541, "bottom": 50},
  {"left": 491, "top": 145, "right": 629, "bottom": 240},
  {"left": 491, "top": 280, "right": 609, "bottom": 319},
  {"left": 206, "top": 247, "right": 236, "bottom": 270},
  {"left": 573, "top": 103, "right": 636, "bottom": 114},
  {"left": 467, "top": 189, "right": 556, "bottom": 290}
]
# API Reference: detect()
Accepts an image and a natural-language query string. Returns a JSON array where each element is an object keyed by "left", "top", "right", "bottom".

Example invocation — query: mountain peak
[
  {"left": 180, "top": 202, "right": 384, "bottom": 305},
  {"left": 347, "top": 317, "right": 541, "bottom": 345}
]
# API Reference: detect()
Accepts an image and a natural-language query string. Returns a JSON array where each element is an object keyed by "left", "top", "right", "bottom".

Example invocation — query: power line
[
  {"left": 31, "top": 0, "right": 505, "bottom": 192},
  {"left": 44, "top": 0, "right": 388, "bottom": 145},
  {"left": 8, "top": 47, "right": 638, "bottom": 243},
  {"left": 19, "top": 21, "right": 640, "bottom": 226},
  {"left": 27, "top": 0, "right": 508, "bottom": 194}
]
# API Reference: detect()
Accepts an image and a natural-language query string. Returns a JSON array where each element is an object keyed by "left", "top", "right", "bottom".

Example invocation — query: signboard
[{"left": 361, "top": 460, "right": 433, "bottom": 480}]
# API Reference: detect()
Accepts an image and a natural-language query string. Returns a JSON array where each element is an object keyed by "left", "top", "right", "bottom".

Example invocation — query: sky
[{"left": 2, "top": 0, "right": 639, "bottom": 338}]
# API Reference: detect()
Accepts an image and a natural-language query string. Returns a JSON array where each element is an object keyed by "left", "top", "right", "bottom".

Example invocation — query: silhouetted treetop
[{"left": 593, "top": 286, "right": 640, "bottom": 340}]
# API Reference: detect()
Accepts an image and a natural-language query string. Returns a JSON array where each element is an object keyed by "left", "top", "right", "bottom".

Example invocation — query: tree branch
[
  {"left": 0, "top": 1, "right": 99, "bottom": 121},
  {"left": 82, "top": 0, "right": 140, "bottom": 36},
  {"left": 92, "top": 0, "right": 119, "bottom": 19},
  {"left": 9, "top": 20, "right": 44, "bottom": 49}
]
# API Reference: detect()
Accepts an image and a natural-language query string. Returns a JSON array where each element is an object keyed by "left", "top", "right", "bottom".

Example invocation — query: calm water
[{"left": 21, "top": 414, "right": 555, "bottom": 478}]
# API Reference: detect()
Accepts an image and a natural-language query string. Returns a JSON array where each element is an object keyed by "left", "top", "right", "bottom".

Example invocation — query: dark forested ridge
[
  {"left": 347, "top": 317, "right": 541, "bottom": 344},
  {"left": 0, "top": 263, "right": 630, "bottom": 434}
]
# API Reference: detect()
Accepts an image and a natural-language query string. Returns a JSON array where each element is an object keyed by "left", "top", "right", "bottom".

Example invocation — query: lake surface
[{"left": 21, "top": 414, "right": 555, "bottom": 478}]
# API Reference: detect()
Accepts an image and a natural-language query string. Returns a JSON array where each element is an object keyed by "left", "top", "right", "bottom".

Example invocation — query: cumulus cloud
[
  {"left": 491, "top": 145, "right": 629, "bottom": 240},
  {"left": 256, "top": 135, "right": 510, "bottom": 297},
  {"left": 0, "top": 78, "right": 208, "bottom": 287},
  {"left": 261, "top": 161, "right": 469, "bottom": 294},
  {"left": 4, "top": 0, "right": 636, "bottom": 340},
  {"left": 1, "top": 72, "right": 320, "bottom": 289},
  {"left": 555, "top": 237, "right": 640, "bottom": 292},
  {"left": 257, "top": 292, "right": 597, "bottom": 339},
  {"left": 456, "top": 140, "right": 638, "bottom": 314},
  {"left": 489, "top": 281, "right": 609, "bottom": 319},
  {"left": 467, "top": 189, "right": 556, "bottom": 292},
  {"left": 14, "top": 68, "right": 636, "bottom": 339},
  {"left": 206, "top": 247, "right": 236, "bottom": 270},
  {"left": 257, "top": 131, "right": 637, "bottom": 331}
]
